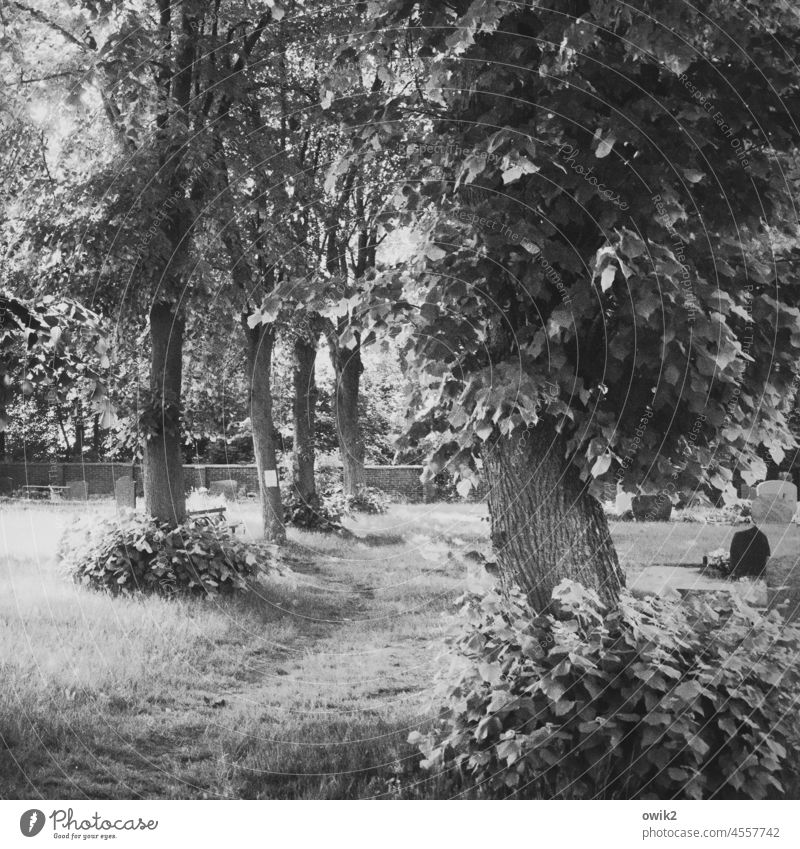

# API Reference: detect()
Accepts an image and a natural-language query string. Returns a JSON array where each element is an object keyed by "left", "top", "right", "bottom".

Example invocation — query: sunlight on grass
[{"left": 2, "top": 501, "right": 781, "bottom": 798}]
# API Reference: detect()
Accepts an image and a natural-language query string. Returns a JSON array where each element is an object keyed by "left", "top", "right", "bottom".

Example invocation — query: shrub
[
  {"left": 320, "top": 482, "right": 389, "bottom": 516},
  {"left": 283, "top": 492, "right": 344, "bottom": 532},
  {"left": 59, "top": 512, "right": 271, "bottom": 597},
  {"left": 411, "top": 581, "right": 800, "bottom": 799}
]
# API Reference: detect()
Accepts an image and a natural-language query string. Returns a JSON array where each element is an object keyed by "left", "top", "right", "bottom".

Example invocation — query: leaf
[
  {"left": 682, "top": 168, "right": 704, "bottom": 183},
  {"left": 595, "top": 133, "right": 616, "bottom": 158},
  {"left": 600, "top": 266, "right": 616, "bottom": 292},
  {"left": 769, "top": 443, "right": 785, "bottom": 465},
  {"left": 456, "top": 478, "right": 473, "bottom": 497},
  {"left": 502, "top": 159, "right": 540, "bottom": 184},
  {"left": 475, "top": 421, "right": 494, "bottom": 441},
  {"left": 591, "top": 454, "right": 612, "bottom": 477},
  {"left": 674, "top": 680, "right": 702, "bottom": 702},
  {"left": 425, "top": 244, "right": 446, "bottom": 261}
]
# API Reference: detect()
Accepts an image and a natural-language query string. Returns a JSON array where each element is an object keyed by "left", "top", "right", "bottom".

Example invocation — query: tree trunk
[
  {"left": 330, "top": 340, "right": 365, "bottom": 497},
  {"left": 143, "top": 302, "right": 186, "bottom": 524},
  {"left": 292, "top": 332, "right": 319, "bottom": 508},
  {"left": 74, "top": 401, "right": 84, "bottom": 457},
  {"left": 484, "top": 424, "right": 624, "bottom": 612},
  {"left": 92, "top": 413, "right": 101, "bottom": 458},
  {"left": 244, "top": 319, "right": 285, "bottom": 543}
]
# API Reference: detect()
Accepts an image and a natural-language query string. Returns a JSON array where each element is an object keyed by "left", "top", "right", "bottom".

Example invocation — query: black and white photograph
[{"left": 1, "top": 0, "right": 799, "bottom": 842}]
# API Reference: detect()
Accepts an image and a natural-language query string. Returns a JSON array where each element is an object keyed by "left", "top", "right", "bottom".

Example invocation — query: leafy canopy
[{"left": 344, "top": 0, "right": 800, "bottom": 499}]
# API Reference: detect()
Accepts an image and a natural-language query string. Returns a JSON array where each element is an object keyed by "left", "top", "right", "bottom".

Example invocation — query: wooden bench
[
  {"left": 187, "top": 506, "right": 242, "bottom": 534},
  {"left": 20, "top": 485, "right": 69, "bottom": 500}
]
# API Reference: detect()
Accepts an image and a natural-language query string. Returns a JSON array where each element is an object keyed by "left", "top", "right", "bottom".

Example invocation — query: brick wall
[
  {"left": 364, "top": 465, "right": 425, "bottom": 501},
  {"left": 0, "top": 462, "right": 429, "bottom": 501}
]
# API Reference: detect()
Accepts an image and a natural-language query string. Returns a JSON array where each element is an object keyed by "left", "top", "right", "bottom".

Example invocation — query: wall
[{"left": 0, "top": 462, "right": 430, "bottom": 501}]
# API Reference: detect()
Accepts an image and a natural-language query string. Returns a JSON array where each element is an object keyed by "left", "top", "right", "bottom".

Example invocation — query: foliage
[
  {"left": 411, "top": 581, "right": 800, "bottom": 799},
  {"left": 703, "top": 548, "right": 731, "bottom": 576},
  {"left": 321, "top": 482, "right": 389, "bottom": 516},
  {"left": 59, "top": 512, "right": 271, "bottom": 597},
  {"left": 282, "top": 492, "right": 344, "bottom": 533},
  {"left": 675, "top": 501, "right": 752, "bottom": 524},
  {"left": 348, "top": 0, "right": 800, "bottom": 501}
]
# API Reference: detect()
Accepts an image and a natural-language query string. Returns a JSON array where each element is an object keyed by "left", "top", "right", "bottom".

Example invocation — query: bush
[
  {"left": 59, "top": 512, "right": 270, "bottom": 597},
  {"left": 674, "top": 500, "right": 752, "bottom": 524},
  {"left": 283, "top": 492, "right": 344, "bottom": 532},
  {"left": 411, "top": 581, "right": 800, "bottom": 799}
]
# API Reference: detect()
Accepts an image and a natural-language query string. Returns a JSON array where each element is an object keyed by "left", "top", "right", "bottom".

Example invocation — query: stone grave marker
[
  {"left": 751, "top": 480, "right": 797, "bottom": 524},
  {"left": 631, "top": 493, "right": 672, "bottom": 521},
  {"left": 729, "top": 524, "right": 771, "bottom": 578},
  {"left": 114, "top": 475, "right": 136, "bottom": 509},
  {"left": 66, "top": 480, "right": 88, "bottom": 500},
  {"left": 0, "top": 476, "right": 14, "bottom": 496},
  {"left": 209, "top": 479, "right": 239, "bottom": 500}
]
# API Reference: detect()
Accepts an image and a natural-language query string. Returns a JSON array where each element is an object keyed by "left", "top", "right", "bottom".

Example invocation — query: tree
[
  {"left": 348, "top": 0, "right": 800, "bottom": 610},
  {"left": 2, "top": 0, "right": 285, "bottom": 524}
]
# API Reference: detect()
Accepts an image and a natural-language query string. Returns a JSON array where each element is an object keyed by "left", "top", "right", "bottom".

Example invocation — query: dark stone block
[
  {"left": 729, "top": 524, "right": 770, "bottom": 578},
  {"left": 631, "top": 494, "right": 672, "bottom": 521}
]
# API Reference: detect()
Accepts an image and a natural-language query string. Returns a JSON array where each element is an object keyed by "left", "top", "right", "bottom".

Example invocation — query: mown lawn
[{"left": 1, "top": 501, "right": 797, "bottom": 799}]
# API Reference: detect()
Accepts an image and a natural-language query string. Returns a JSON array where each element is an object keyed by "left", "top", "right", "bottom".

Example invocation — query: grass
[
  {"left": 2, "top": 501, "right": 797, "bottom": 799},
  {"left": 0, "top": 502, "right": 478, "bottom": 799}
]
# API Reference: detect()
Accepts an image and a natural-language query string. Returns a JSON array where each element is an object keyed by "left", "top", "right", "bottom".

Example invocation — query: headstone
[
  {"left": 209, "top": 479, "right": 239, "bottom": 500},
  {"left": 631, "top": 494, "right": 672, "bottom": 521},
  {"left": 615, "top": 488, "right": 633, "bottom": 514},
  {"left": 729, "top": 524, "right": 770, "bottom": 578},
  {"left": 751, "top": 480, "right": 797, "bottom": 524},
  {"left": 66, "top": 480, "right": 88, "bottom": 500},
  {"left": 0, "top": 476, "right": 13, "bottom": 496},
  {"left": 114, "top": 475, "right": 136, "bottom": 509}
]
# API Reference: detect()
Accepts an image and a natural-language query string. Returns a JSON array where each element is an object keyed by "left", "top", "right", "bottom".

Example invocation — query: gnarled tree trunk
[
  {"left": 244, "top": 318, "right": 285, "bottom": 543},
  {"left": 292, "top": 331, "right": 319, "bottom": 509},
  {"left": 330, "top": 339, "right": 365, "bottom": 498},
  {"left": 143, "top": 302, "right": 186, "bottom": 523},
  {"left": 484, "top": 423, "right": 623, "bottom": 611}
]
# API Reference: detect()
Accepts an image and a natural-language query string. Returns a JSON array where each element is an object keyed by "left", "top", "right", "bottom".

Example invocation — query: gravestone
[
  {"left": 615, "top": 490, "right": 633, "bottom": 514},
  {"left": 631, "top": 494, "right": 672, "bottom": 521},
  {"left": 65, "top": 480, "right": 88, "bottom": 500},
  {"left": 751, "top": 480, "right": 797, "bottom": 524},
  {"left": 114, "top": 476, "right": 136, "bottom": 510},
  {"left": 209, "top": 479, "right": 239, "bottom": 500},
  {"left": 0, "top": 476, "right": 14, "bottom": 496},
  {"left": 729, "top": 524, "right": 770, "bottom": 578}
]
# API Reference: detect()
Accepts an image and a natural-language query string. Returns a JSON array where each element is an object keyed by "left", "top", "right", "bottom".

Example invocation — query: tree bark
[
  {"left": 143, "top": 302, "right": 186, "bottom": 523},
  {"left": 244, "top": 318, "right": 285, "bottom": 542},
  {"left": 330, "top": 338, "right": 365, "bottom": 497},
  {"left": 292, "top": 331, "right": 319, "bottom": 508},
  {"left": 484, "top": 423, "right": 624, "bottom": 612}
]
